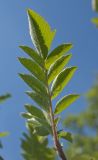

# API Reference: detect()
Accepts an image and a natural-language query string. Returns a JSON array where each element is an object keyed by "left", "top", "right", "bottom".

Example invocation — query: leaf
[
  {"left": 21, "top": 113, "right": 33, "bottom": 119},
  {"left": 26, "top": 91, "right": 49, "bottom": 111},
  {"left": 0, "top": 94, "right": 11, "bottom": 103},
  {"left": 48, "top": 54, "right": 72, "bottom": 84},
  {"left": 58, "top": 131, "right": 73, "bottom": 143},
  {"left": 22, "top": 105, "right": 51, "bottom": 136},
  {"left": 24, "top": 104, "right": 46, "bottom": 120},
  {"left": 51, "top": 67, "right": 77, "bottom": 99},
  {"left": 18, "top": 57, "right": 46, "bottom": 83},
  {"left": 45, "top": 43, "right": 73, "bottom": 69},
  {"left": 19, "top": 74, "right": 47, "bottom": 95},
  {"left": 19, "top": 45, "right": 44, "bottom": 67},
  {"left": 21, "top": 132, "right": 55, "bottom": 160},
  {"left": 27, "top": 117, "right": 51, "bottom": 136},
  {"left": 33, "top": 126, "right": 51, "bottom": 136},
  {"left": 54, "top": 94, "right": 80, "bottom": 114},
  {"left": 54, "top": 117, "right": 60, "bottom": 127},
  {"left": 91, "top": 17, "right": 98, "bottom": 27},
  {"left": 0, "top": 132, "right": 9, "bottom": 138},
  {"left": 27, "top": 9, "right": 56, "bottom": 59}
]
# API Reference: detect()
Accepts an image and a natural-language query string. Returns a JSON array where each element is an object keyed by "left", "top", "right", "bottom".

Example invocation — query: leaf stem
[{"left": 46, "top": 70, "right": 67, "bottom": 160}]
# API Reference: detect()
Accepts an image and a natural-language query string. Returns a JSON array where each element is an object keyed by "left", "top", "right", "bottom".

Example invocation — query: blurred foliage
[
  {"left": 92, "top": 0, "right": 98, "bottom": 12},
  {"left": 91, "top": 17, "right": 98, "bottom": 27},
  {"left": 0, "top": 93, "right": 11, "bottom": 104},
  {"left": 63, "top": 79, "right": 98, "bottom": 160},
  {"left": 91, "top": 0, "right": 98, "bottom": 27},
  {"left": 0, "top": 93, "right": 11, "bottom": 160},
  {"left": 21, "top": 125, "right": 55, "bottom": 160}
]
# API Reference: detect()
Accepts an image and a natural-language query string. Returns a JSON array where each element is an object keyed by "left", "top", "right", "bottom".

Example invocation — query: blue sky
[{"left": 0, "top": 0, "right": 98, "bottom": 159}]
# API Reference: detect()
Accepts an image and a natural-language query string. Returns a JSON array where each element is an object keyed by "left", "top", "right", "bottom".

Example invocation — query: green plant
[{"left": 19, "top": 9, "right": 79, "bottom": 160}]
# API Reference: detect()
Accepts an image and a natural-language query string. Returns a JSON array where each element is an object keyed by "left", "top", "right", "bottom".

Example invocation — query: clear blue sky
[{"left": 0, "top": 0, "right": 98, "bottom": 159}]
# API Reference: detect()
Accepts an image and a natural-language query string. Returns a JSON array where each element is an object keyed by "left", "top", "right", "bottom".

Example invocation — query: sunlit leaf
[
  {"left": 45, "top": 43, "right": 73, "bottom": 69},
  {"left": 24, "top": 104, "right": 46, "bottom": 120},
  {"left": 48, "top": 54, "right": 72, "bottom": 84},
  {"left": 27, "top": 117, "right": 51, "bottom": 136},
  {"left": 26, "top": 91, "right": 49, "bottom": 111},
  {"left": 51, "top": 67, "right": 77, "bottom": 99},
  {"left": 18, "top": 57, "right": 46, "bottom": 83},
  {"left": 19, "top": 46, "right": 44, "bottom": 67},
  {"left": 27, "top": 9, "right": 56, "bottom": 59},
  {"left": 55, "top": 94, "right": 79, "bottom": 114},
  {"left": 19, "top": 74, "right": 47, "bottom": 95}
]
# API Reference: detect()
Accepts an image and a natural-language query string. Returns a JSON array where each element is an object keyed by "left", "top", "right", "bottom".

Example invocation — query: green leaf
[
  {"left": 0, "top": 94, "right": 11, "bottom": 103},
  {"left": 18, "top": 57, "right": 46, "bottom": 83},
  {"left": 48, "top": 54, "right": 72, "bottom": 84},
  {"left": 58, "top": 131, "right": 73, "bottom": 143},
  {"left": 54, "top": 94, "right": 80, "bottom": 114},
  {"left": 19, "top": 45, "right": 44, "bottom": 67},
  {"left": 24, "top": 104, "right": 46, "bottom": 120},
  {"left": 27, "top": 9, "right": 56, "bottom": 59},
  {"left": 54, "top": 117, "right": 60, "bottom": 127},
  {"left": 21, "top": 113, "right": 33, "bottom": 119},
  {"left": 33, "top": 126, "right": 51, "bottom": 136},
  {"left": 27, "top": 117, "right": 51, "bottom": 136},
  {"left": 0, "top": 132, "right": 9, "bottom": 138},
  {"left": 91, "top": 17, "right": 98, "bottom": 27},
  {"left": 45, "top": 43, "right": 73, "bottom": 69},
  {"left": 19, "top": 74, "right": 47, "bottom": 95},
  {"left": 21, "top": 133, "right": 55, "bottom": 160},
  {"left": 51, "top": 67, "right": 77, "bottom": 99},
  {"left": 26, "top": 91, "right": 49, "bottom": 111},
  {"left": 22, "top": 111, "right": 51, "bottom": 136}
]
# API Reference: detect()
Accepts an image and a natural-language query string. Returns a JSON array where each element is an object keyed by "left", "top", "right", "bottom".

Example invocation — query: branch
[{"left": 46, "top": 71, "right": 67, "bottom": 160}]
